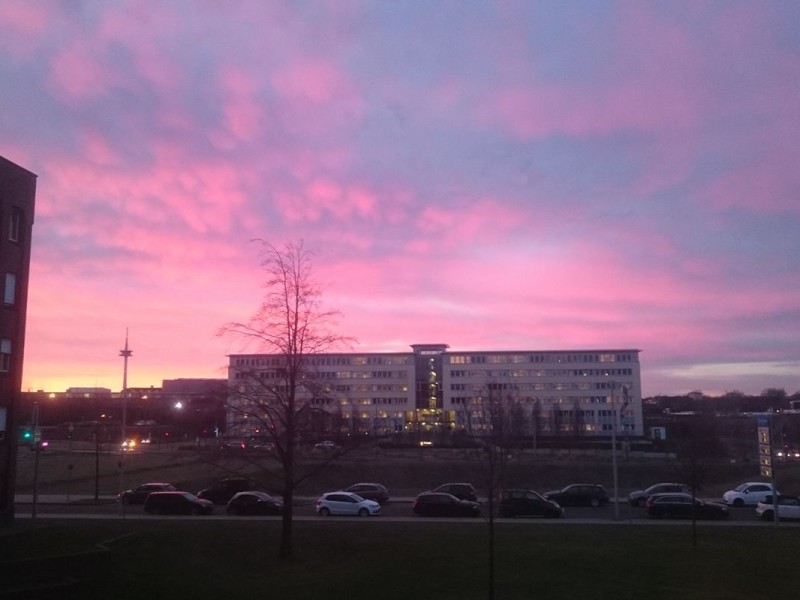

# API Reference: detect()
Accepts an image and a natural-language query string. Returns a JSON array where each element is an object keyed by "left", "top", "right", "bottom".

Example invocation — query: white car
[
  {"left": 722, "top": 482, "right": 776, "bottom": 506},
  {"left": 316, "top": 491, "right": 381, "bottom": 516},
  {"left": 756, "top": 495, "right": 800, "bottom": 521},
  {"left": 314, "top": 440, "right": 338, "bottom": 450}
]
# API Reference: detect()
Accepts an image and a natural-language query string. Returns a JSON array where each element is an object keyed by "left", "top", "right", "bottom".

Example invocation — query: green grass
[{"left": 3, "top": 519, "right": 799, "bottom": 600}]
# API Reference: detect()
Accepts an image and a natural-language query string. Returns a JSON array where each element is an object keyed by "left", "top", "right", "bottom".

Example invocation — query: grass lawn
[{"left": 3, "top": 519, "right": 799, "bottom": 600}]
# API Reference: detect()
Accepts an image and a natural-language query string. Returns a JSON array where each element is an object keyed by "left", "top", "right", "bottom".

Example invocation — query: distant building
[
  {"left": 0, "top": 156, "right": 36, "bottom": 524},
  {"left": 65, "top": 387, "right": 113, "bottom": 399},
  {"left": 226, "top": 344, "right": 642, "bottom": 443}
]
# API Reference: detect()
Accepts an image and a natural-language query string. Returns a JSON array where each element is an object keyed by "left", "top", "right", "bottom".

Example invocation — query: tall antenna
[
  {"left": 119, "top": 329, "right": 133, "bottom": 515},
  {"left": 120, "top": 328, "right": 133, "bottom": 442}
]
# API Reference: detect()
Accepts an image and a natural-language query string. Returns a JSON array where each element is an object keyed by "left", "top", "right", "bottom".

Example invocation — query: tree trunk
[{"left": 279, "top": 492, "right": 293, "bottom": 559}]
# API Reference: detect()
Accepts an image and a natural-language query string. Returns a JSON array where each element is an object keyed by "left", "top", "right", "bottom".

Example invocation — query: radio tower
[
  {"left": 119, "top": 330, "right": 133, "bottom": 514},
  {"left": 120, "top": 329, "right": 133, "bottom": 446}
]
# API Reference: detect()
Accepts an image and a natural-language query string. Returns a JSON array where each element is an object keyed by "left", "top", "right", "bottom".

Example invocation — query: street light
[{"left": 609, "top": 381, "right": 620, "bottom": 521}]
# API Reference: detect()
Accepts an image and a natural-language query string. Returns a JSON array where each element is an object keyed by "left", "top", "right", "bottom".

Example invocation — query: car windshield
[
  {"left": 734, "top": 484, "right": 750, "bottom": 492},
  {"left": 182, "top": 492, "right": 201, "bottom": 501}
]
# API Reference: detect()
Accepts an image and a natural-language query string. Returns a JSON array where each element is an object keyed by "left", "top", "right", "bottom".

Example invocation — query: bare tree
[
  {"left": 460, "top": 385, "right": 515, "bottom": 600},
  {"left": 529, "top": 398, "right": 542, "bottom": 455},
  {"left": 219, "top": 240, "right": 351, "bottom": 560}
]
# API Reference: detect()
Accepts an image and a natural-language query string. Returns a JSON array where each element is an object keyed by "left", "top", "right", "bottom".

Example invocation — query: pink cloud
[
  {"left": 411, "top": 199, "right": 524, "bottom": 250},
  {"left": 79, "top": 131, "right": 120, "bottom": 166},
  {"left": 218, "top": 67, "right": 266, "bottom": 143},
  {"left": 271, "top": 59, "right": 352, "bottom": 104},
  {"left": 274, "top": 178, "right": 382, "bottom": 223},
  {"left": 0, "top": 2, "right": 49, "bottom": 34},
  {"left": 7, "top": 1, "right": 799, "bottom": 397},
  {"left": 0, "top": 2, "right": 52, "bottom": 60},
  {"left": 48, "top": 39, "right": 112, "bottom": 100},
  {"left": 700, "top": 153, "right": 800, "bottom": 214}
]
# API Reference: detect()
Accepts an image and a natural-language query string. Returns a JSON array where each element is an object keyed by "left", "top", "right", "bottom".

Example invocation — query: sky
[{"left": 1, "top": 0, "right": 799, "bottom": 398}]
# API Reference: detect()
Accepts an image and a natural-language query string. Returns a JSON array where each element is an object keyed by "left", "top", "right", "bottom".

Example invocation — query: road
[{"left": 14, "top": 497, "right": 789, "bottom": 525}]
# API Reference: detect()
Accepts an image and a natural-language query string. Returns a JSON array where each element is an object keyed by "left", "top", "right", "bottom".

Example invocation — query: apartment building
[
  {"left": 227, "top": 344, "right": 642, "bottom": 443},
  {"left": 0, "top": 156, "right": 36, "bottom": 524}
]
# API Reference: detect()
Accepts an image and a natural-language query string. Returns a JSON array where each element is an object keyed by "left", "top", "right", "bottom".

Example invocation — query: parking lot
[{"left": 15, "top": 494, "right": 790, "bottom": 525}]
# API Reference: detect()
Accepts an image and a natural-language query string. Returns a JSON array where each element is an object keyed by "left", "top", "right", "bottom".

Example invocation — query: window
[
  {"left": 4, "top": 273, "right": 15, "bottom": 305},
  {"left": 8, "top": 208, "right": 22, "bottom": 242},
  {"left": 0, "top": 339, "right": 10, "bottom": 372}
]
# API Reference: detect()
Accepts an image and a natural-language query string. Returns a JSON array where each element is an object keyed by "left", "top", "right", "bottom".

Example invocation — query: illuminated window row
[
  {"left": 449, "top": 352, "right": 636, "bottom": 365},
  {"left": 449, "top": 368, "right": 633, "bottom": 378}
]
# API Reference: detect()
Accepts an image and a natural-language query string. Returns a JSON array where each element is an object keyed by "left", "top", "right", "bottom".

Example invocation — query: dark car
[
  {"left": 144, "top": 491, "right": 214, "bottom": 515},
  {"left": 197, "top": 477, "right": 257, "bottom": 505},
  {"left": 344, "top": 483, "right": 390, "bottom": 504},
  {"left": 628, "top": 483, "right": 690, "bottom": 507},
  {"left": 226, "top": 491, "right": 284, "bottom": 516},
  {"left": 412, "top": 492, "right": 481, "bottom": 517},
  {"left": 118, "top": 482, "right": 177, "bottom": 505},
  {"left": 544, "top": 484, "right": 609, "bottom": 507},
  {"left": 645, "top": 493, "right": 729, "bottom": 520},
  {"left": 431, "top": 483, "right": 479, "bottom": 502},
  {"left": 498, "top": 489, "right": 563, "bottom": 518}
]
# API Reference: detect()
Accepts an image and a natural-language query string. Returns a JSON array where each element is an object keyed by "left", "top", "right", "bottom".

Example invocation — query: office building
[{"left": 227, "top": 344, "right": 642, "bottom": 443}]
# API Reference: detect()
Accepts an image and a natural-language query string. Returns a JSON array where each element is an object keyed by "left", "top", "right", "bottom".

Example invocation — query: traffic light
[{"left": 19, "top": 426, "right": 33, "bottom": 444}]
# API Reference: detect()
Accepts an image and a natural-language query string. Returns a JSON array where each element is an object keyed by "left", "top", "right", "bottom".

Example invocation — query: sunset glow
[{"left": 1, "top": 1, "right": 798, "bottom": 396}]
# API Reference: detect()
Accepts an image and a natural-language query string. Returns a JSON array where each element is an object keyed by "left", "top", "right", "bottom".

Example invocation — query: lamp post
[
  {"left": 609, "top": 381, "right": 620, "bottom": 521},
  {"left": 31, "top": 402, "right": 40, "bottom": 519}
]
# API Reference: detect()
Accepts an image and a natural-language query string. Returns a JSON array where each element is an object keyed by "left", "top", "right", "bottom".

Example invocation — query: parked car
[
  {"left": 144, "top": 491, "right": 214, "bottom": 515},
  {"left": 722, "top": 482, "right": 776, "bottom": 506},
  {"left": 222, "top": 440, "right": 248, "bottom": 451},
  {"left": 344, "top": 483, "right": 390, "bottom": 504},
  {"left": 197, "top": 478, "right": 257, "bottom": 505},
  {"left": 644, "top": 493, "right": 729, "bottom": 520},
  {"left": 544, "top": 484, "right": 609, "bottom": 507},
  {"left": 314, "top": 440, "right": 338, "bottom": 451},
  {"left": 118, "top": 482, "right": 177, "bottom": 505},
  {"left": 628, "top": 483, "right": 690, "bottom": 507},
  {"left": 431, "top": 483, "right": 479, "bottom": 502},
  {"left": 412, "top": 492, "right": 482, "bottom": 517},
  {"left": 316, "top": 491, "right": 381, "bottom": 516},
  {"left": 756, "top": 495, "right": 800, "bottom": 521},
  {"left": 226, "top": 491, "right": 284, "bottom": 516},
  {"left": 498, "top": 489, "right": 563, "bottom": 518}
]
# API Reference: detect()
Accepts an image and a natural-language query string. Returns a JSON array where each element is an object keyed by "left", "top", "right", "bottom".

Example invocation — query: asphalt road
[{"left": 14, "top": 497, "right": 786, "bottom": 525}]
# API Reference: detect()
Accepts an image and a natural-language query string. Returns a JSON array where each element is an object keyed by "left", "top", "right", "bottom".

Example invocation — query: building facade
[
  {"left": 227, "top": 344, "right": 642, "bottom": 444},
  {"left": 0, "top": 156, "right": 36, "bottom": 524}
]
